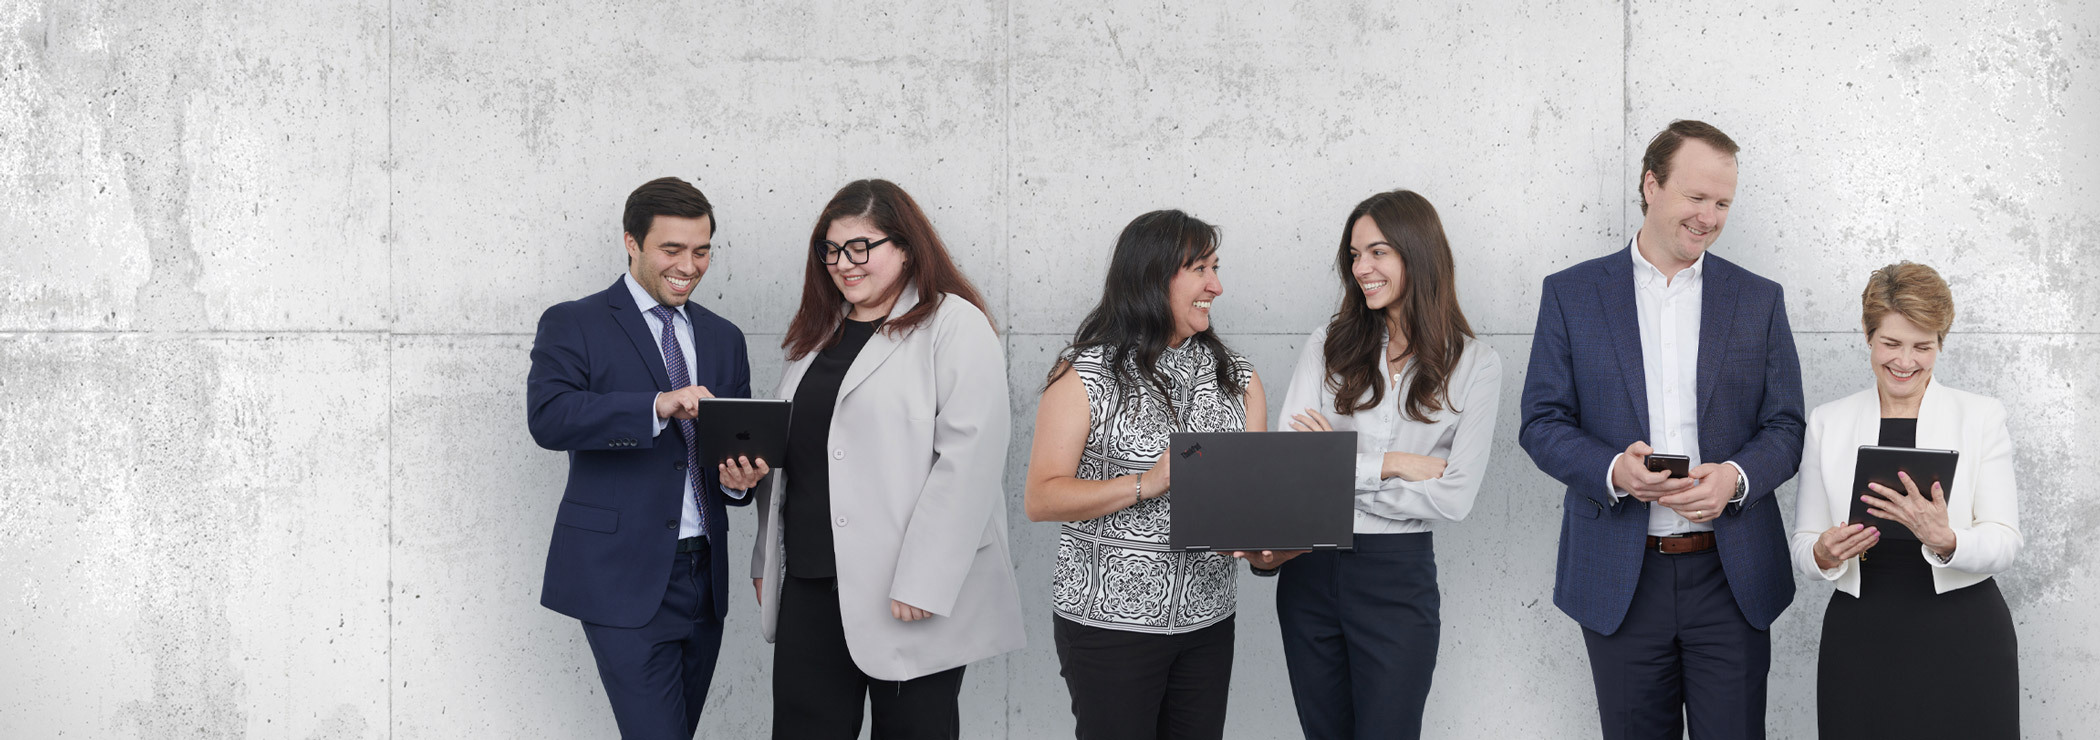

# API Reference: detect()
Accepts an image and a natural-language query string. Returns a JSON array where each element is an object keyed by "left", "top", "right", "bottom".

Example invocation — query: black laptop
[
  {"left": 691, "top": 398, "right": 792, "bottom": 469},
  {"left": 1167, "top": 431, "right": 1357, "bottom": 552},
  {"left": 1848, "top": 445, "right": 1960, "bottom": 541}
]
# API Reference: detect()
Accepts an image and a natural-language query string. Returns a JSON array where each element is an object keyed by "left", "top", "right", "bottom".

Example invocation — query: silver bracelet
[{"left": 1133, "top": 474, "right": 1145, "bottom": 505}]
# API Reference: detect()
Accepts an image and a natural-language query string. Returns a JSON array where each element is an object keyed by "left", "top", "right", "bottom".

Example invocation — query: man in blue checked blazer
[
  {"left": 1520, "top": 121, "right": 1805, "bottom": 740},
  {"left": 527, "top": 177, "right": 768, "bottom": 740}
]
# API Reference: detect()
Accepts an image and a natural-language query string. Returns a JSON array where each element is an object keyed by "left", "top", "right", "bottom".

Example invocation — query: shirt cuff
[
  {"left": 1356, "top": 452, "right": 1386, "bottom": 491},
  {"left": 720, "top": 483, "right": 749, "bottom": 501},
  {"left": 1606, "top": 453, "right": 1628, "bottom": 501},
  {"left": 1724, "top": 461, "right": 1749, "bottom": 504},
  {"left": 650, "top": 394, "right": 668, "bottom": 437}
]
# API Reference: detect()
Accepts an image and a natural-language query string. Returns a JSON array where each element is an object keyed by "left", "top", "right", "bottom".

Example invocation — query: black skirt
[{"left": 1817, "top": 548, "right": 2019, "bottom": 739}]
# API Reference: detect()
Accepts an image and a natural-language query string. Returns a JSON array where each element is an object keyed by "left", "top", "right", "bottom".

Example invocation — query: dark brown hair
[
  {"left": 1862, "top": 261, "right": 1955, "bottom": 343},
  {"left": 782, "top": 179, "right": 993, "bottom": 360},
  {"left": 1638, "top": 120, "right": 1740, "bottom": 214},
  {"left": 623, "top": 176, "right": 715, "bottom": 245},
  {"left": 1322, "top": 190, "right": 1474, "bottom": 422},
  {"left": 1045, "top": 209, "right": 1245, "bottom": 404}
]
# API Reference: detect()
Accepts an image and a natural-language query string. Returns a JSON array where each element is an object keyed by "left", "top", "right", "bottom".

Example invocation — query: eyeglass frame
[{"left": 815, "top": 236, "right": 896, "bottom": 265}]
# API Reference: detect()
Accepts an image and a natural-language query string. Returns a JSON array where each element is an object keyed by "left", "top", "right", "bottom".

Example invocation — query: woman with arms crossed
[
  {"left": 1023, "top": 209, "right": 1267, "bottom": 740},
  {"left": 1273, "top": 190, "right": 1500, "bottom": 740},
  {"left": 750, "top": 179, "right": 1023, "bottom": 739},
  {"left": 1790, "top": 262, "right": 2020, "bottom": 738}
]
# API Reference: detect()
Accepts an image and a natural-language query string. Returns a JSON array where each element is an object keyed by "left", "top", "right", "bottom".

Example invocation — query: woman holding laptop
[
  {"left": 1023, "top": 209, "right": 1267, "bottom": 740},
  {"left": 1272, "top": 189, "right": 1501, "bottom": 740},
  {"left": 749, "top": 179, "right": 1023, "bottom": 739},
  {"left": 1789, "top": 261, "right": 2021, "bottom": 737}
]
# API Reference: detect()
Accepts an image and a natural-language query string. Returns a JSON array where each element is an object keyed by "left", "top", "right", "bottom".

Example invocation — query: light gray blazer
[
  {"left": 1788, "top": 381, "right": 2022, "bottom": 597},
  {"left": 749, "top": 283, "right": 1025, "bottom": 681}
]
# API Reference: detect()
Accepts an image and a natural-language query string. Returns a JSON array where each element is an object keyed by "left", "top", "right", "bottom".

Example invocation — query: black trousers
[
  {"left": 1581, "top": 548, "right": 1769, "bottom": 740},
  {"left": 579, "top": 547, "right": 722, "bottom": 740},
  {"left": 1053, "top": 614, "right": 1236, "bottom": 740},
  {"left": 772, "top": 574, "right": 965, "bottom": 740},
  {"left": 1276, "top": 532, "right": 1440, "bottom": 740}
]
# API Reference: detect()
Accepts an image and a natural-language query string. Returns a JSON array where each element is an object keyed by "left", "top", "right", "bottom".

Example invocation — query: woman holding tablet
[
  {"left": 750, "top": 179, "right": 1023, "bottom": 739},
  {"left": 1273, "top": 190, "right": 1500, "bottom": 740},
  {"left": 1023, "top": 209, "right": 1267, "bottom": 740},
  {"left": 1789, "top": 261, "right": 2020, "bottom": 737}
]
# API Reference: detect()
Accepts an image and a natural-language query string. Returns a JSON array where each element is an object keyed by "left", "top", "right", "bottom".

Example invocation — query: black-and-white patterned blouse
[{"left": 1052, "top": 341, "right": 1255, "bottom": 634}]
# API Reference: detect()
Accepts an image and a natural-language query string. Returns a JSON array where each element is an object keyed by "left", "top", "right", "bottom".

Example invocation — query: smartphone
[{"left": 1645, "top": 453, "right": 1691, "bottom": 479}]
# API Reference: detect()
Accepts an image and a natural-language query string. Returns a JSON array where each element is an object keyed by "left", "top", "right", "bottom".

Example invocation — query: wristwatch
[{"left": 1251, "top": 565, "right": 1280, "bottom": 577}]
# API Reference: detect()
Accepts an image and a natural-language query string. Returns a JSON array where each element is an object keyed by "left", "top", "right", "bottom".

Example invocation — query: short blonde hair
[{"left": 1862, "top": 261, "right": 1954, "bottom": 342}]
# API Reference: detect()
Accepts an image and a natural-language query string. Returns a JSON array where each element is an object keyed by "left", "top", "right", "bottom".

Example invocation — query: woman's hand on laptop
[{"left": 1231, "top": 549, "right": 1306, "bottom": 570}]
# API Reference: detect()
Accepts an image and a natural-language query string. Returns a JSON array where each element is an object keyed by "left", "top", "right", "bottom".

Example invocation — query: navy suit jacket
[
  {"left": 528, "top": 277, "right": 753, "bottom": 628},
  {"left": 1518, "top": 247, "right": 1804, "bottom": 634}
]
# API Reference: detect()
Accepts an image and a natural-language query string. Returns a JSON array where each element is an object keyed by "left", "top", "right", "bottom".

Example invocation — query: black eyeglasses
[{"left": 816, "top": 237, "right": 894, "bottom": 265}]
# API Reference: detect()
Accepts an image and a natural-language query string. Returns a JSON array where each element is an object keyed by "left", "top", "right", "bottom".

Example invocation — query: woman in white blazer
[
  {"left": 1789, "top": 262, "right": 2019, "bottom": 738},
  {"left": 750, "top": 179, "right": 1023, "bottom": 739}
]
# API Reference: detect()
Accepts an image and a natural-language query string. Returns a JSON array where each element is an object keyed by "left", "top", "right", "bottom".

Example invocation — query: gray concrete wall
[{"left": 3, "top": 0, "right": 2093, "bottom": 737}]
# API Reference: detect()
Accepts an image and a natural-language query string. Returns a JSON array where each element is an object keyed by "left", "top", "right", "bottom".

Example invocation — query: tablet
[
  {"left": 691, "top": 398, "right": 792, "bottom": 469},
  {"left": 1167, "top": 431, "right": 1356, "bottom": 552},
  {"left": 1847, "top": 445, "right": 1959, "bottom": 541}
]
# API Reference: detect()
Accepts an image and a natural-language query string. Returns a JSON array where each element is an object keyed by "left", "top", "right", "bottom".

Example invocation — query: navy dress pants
[
  {"left": 580, "top": 547, "right": 723, "bottom": 740},
  {"left": 1581, "top": 547, "right": 1769, "bottom": 740},
  {"left": 1276, "top": 532, "right": 1440, "bottom": 740}
]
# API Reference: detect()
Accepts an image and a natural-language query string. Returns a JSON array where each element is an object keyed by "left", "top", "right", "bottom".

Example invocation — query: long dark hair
[
  {"left": 1323, "top": 190, "right": 1474, "bottom": 422},
  {"left": 783, "top": 179, "right": 994, "bottom": 360},
  {"left": 1046, "top": 209, "right": 1245, "bottom": 404}
]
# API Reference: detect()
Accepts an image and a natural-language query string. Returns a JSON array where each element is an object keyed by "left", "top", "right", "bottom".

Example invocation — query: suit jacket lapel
[
  {"left": 1914, "top": 380, "right": 1957, "bottom": 452},
  {"left": 606, "top": 277, "right": 674, "bottom": 392},
  {"left": 1599, "top": 248, "right": 1651, "bottom": 438},
  {"left": 836, "top": 282, "right": 920, "bottom": 401},
  {"left": 1695, "top": 259, "right": 1740, "bottom": 434}
]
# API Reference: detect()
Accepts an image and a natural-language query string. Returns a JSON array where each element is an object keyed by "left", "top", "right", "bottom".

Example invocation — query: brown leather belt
[{"left": 1646, "top": 532, "right": 1716, "bottom": 554}]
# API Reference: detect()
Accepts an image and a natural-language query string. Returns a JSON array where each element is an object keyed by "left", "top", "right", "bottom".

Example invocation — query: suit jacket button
[
  {"left": 674, "top": 461, "right": 687, "bottom": 470},
  {"left": 665, "top": 520, "right": 678, "bottom": 530}
]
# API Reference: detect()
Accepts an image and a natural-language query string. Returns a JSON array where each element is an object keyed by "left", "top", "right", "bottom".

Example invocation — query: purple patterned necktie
[{"left": 648, "top": 305, "right": 706, "bottom": 536}]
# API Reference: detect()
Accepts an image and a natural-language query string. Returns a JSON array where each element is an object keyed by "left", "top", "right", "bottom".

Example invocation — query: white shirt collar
[
  {"left": 1629, "top": 236, "right": 1706, "bottom": 289},
  {"left": 622, "top": 273, "right": 685, "bottom": 322}
]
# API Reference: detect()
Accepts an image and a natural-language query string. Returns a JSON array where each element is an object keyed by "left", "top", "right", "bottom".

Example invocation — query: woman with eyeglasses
[
  {"left": 749, "top": 179, "right": 1023, "bottom": 739},
  {"left": 1271, "top": 190, "right": 1499, "bottom": 739},
  {"left": 1023, "top": 209, "right": 1267, "bottom": 740}
]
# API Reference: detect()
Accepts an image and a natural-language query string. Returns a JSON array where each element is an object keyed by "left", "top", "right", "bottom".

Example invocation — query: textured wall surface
[{"left": 3, "top": 0, "right": 2094, "bottom": 737}]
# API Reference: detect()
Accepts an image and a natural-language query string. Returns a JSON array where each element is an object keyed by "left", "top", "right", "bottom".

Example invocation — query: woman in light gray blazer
[
  {"left": 1789, "top": 262, "right": 2020, "bottom": 738},
  {"left": 750, "top": 179, "right": 1023, "bottom": 739}
]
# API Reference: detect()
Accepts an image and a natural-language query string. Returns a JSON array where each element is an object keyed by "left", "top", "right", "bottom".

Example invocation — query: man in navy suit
[
  {"left": 528, "top": 177, "right": 769, "bottom": 739},
  {"left": 1519, "top": 121, "right": 1805, "bottom": 740}
]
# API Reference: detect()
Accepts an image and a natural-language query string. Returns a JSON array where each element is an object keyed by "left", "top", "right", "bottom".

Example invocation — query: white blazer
[
  {"left": 749, "top": 283, "right": 1025, "bottom": 681},
  {"left": 1788, "top": 381, "right": 2021, "bottom": 597}
]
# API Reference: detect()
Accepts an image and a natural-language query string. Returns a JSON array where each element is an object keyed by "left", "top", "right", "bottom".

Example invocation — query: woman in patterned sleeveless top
[{"left": 1023, "top": 209, "right": 1270, "bottom": 740}]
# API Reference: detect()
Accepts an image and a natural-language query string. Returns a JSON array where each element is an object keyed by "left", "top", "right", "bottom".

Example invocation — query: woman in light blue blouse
[{"left": 1272, "top": 190, "right": 1501, "bottom": 740}]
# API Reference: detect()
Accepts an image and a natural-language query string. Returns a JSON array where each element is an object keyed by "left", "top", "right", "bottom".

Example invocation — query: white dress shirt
[
  {"left": 622, "top": 274, "right": 745, "bottom": 540},
  {"left": 1278, "top": 326, "right": 1503, "bottom": 534},
  {"left": 1606, "top": 241, "right": 1747, "bottom": 536}
]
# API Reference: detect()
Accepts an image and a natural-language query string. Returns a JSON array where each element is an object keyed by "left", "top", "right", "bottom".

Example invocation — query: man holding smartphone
[{"left": 1519, "top": 120, "right": 1806, "bottom": 740}]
